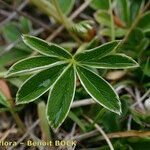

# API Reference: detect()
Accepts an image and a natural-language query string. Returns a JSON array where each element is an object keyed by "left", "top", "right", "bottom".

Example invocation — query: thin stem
[
  {"left": 84, "top": 115, "right": 114, "bottom": 150},
  {"left": 72, "top": 130, "right": 150, "bottom": 141},
  {"left": 8, "top": 99, "right": 26, "bottom": 133},
  {"left": 46, "top": 0, "right": 93, "bottom": 42},
  {"left": 91, "top": 108, "right": 106, "bottom": 126},
  {"left": 117, "top": 1, "right": 150, "bottom": 50},
  {"left": 10, "top": 109, "right": 26, "bottom": 133},
  {"left": 109, "top": 0, "right": 115, "bottom": 41},
  {"left": 0, "top": 0, "right": 53, "bottom": 32},
  {"left": 0, "top": 79, "right": 26, "bottom": 133},
  {"left": 71, "top": 98, "right": 95, "bottom": 108},
  {"left": 122, "top": 13, "right": 141, "bottom": 44},
  {"left": 8, "top": 119, "right": 39, "bottom": 149},
  {"left": 0, "top": 0, "right": 28, "bottom": 28},
  {"left": 52, "top": 0, "right": 82, "bottom": 44},
  {"left": 52, "top": 0, "right": 72, "bottom": 29},
  {"left": 30, "top": 0, "right": 61, "bottom": 22},
  {"left": 142, "top": 0, "right": 150, "bottom": 13},
  {"left": 131, "top": 89, "right": 150, "bottom": 108}
]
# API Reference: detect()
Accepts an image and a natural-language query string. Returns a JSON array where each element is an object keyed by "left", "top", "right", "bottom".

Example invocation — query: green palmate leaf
[
  {"left": 76, "top": 66, "right": 121, "bottom": 114},
  {"left": 47, "top": 65, "right": 76, "bottom": 129},
  {"left": 74, "top": 41, "right": 119, "bottom": 62},
  {"left": 16, "top": 64, "right": 66, "bottom": 104},
  {"left": 79, "top": 54, "right": 139, "bottom": 69},
  {"left": 6, "top": 56, "right": 63, "bottom": 77},
  {"left": 22, "top": 35, "right": 72, "bottom": 59}
]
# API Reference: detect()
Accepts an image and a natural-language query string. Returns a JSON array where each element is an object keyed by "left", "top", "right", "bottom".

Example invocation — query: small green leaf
[
  {"left": 14, "top": 40, "right": 33, "bottom": 53},
  {"left": 6, "top": 56, "right": 62, "bottom": 77},
  {"left": 20, "top": 17, "right": 32, "bottom": 33},
  {"left": 138, "top": 11, "right": 150, "bottom": 31},
  {"left": 79, "top": 54, "right": 139, "bottom": 69},
  {"left": 85, "top": 37, "right": 99, "bottom": 50},
  {"left": 68, "top": 111, "right": 86, "bottom": 132},
  {"left": 90, "top": 0, "right": 109, "bottom": 10},
  {"left": 94, "top": 10, "right": 111, "bottom": 27},
  {"left": 76, "top": 66, "right": 121, "bottom": 114},
  {"left": 100, "top": 28, "right": 127, "bottom": 38},
  {"left": 116, "top": 0, "right": 129, "bottom": 26},
  {"left": 22, "top": 35, "right": 72, "bottom": 59},
  {"left": 3, "top": 22, "right": 21, "bottom": 42},
  {"left": 121, "top": 28, "right": 145, "bottom": 52},
  {"left": 16, "top": 64, "right": 66, "bottom": 104},
  {"left": 74, "top": 41, "right": 119, "bottom": 62},
  {"left": 130, "top": 0, "right": 142, "bottom": 24},
  {"left": 141, "top": 58, "right": 150, "bottom": 77},
  {"left": 127, "top": 28, "right": 144, "bottom": 46},
  {"left": 47, "top": 65, "right": 76, "bottom": 129},
  {"left": 57, "top": 0, "right": 75, "bottom": 15},
  {"left": 49, "top": 0, "right": 75, "bottom": 15},
  {"left": 0, "top": 47, "right": 30, "bottom": 68}
]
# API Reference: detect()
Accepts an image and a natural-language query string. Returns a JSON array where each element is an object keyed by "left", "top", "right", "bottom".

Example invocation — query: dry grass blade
[
  {"left": 97, "top": 130, "right": 150, "bottom": 140},
  {"left": 0, "top": 126, "right": 17, "bottom": 141},
  {"left": 71, "top": 98, "right": 95, "bottom": 108},
  {"left": 0, "top": 0, "right": 28, "bottom": 28},
  {"left": 84, "top": 115, "right": 114, "bottom": 150},
  {"left": 8, "top": 119, "right": 39, "bottom": 150},
  {"left": 0, "top": 0, "right": 52, "bottom": 32},
  {"left": 72, "top": 130, "right": 99, "bottom": 141},
  {"left": 131, "top": 89, "right": 150, "bottom": 108}
]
